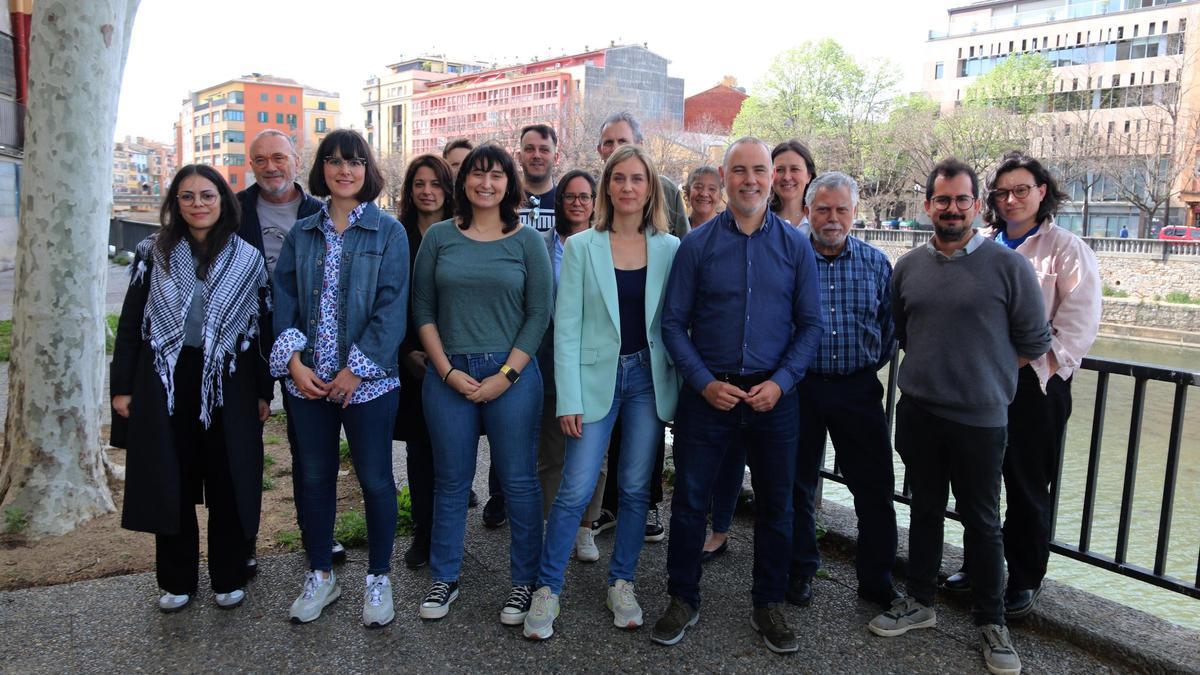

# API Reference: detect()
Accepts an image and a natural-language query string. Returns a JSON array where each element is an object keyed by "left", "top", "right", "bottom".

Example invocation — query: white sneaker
[
  {"left": 607, "top": 579, "right": 643, "bottom": 628},
  {"left": 575, "top": 526, "right": 600, "bottom": 562},
  {"left": 157, "top": 592, "right": 191, "bottom": 613},
  {"left": 363, "top": 574, "right": 394, "bottom": 628},
  {"left": 214, "top": 589, "right": 245, "bottom": 609},
  {"left": 522, "top": 586, "right": 560, "bottom": 640},
  {"left": 289, "top": 570, "right": 341, "bottom": 624}
]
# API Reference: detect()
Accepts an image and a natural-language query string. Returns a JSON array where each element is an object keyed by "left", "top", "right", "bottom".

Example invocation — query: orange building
[
  {"left": 684, "top": 78, "right": 748, "bottom": 133},
  {"left": 177, "top": 74, "right": 339, "bottom": 189}
]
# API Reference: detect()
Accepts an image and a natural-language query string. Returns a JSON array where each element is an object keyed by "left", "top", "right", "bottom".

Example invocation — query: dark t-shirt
[{"left": 519, "top": 187, "right": 556, "bottom": 233}]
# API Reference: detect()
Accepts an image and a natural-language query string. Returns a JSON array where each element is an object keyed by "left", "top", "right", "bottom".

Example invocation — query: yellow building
[{"left": 303, "top": 87, "right": 340, "bottom": 151}]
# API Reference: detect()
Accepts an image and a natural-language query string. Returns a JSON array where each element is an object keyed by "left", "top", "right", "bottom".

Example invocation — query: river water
[{"left": 821, "top": 337, "right": 1200, "bottom": 630}]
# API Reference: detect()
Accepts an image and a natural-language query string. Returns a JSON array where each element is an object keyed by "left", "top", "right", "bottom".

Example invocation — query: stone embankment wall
[{"left": 1093, "top": 254, "right": 1200, "bottom": 299}]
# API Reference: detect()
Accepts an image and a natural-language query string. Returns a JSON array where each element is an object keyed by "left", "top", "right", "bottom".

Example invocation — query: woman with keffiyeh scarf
[{"left": 110, "top": 164, "right": 273, "bottom": 614}]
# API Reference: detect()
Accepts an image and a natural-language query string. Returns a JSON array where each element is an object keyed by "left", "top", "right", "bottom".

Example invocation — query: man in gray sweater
[{"left": 868, "top": 158, "right": 1050, "bottom": 675}]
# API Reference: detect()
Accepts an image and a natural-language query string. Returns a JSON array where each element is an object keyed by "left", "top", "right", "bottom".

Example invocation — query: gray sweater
[{"left": 891, "top": 234, "right": 1051, "bottom": 427}]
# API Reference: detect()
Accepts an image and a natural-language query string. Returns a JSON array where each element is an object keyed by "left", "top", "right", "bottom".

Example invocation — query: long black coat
[
  {"left": 109, "top": 246, "right": 274, "bottom": 537},
  {"left": 393, "top": 222, "right": 429, "bottom": 444}
]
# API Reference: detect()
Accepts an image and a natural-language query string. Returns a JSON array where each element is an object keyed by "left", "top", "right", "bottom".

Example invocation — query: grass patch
[
  {"left": 1102, "top": 285, "right": 1129, "bottom": 298},
  {"left": 262, "top": 454, "right": 276, "bottom": 469},
  {"left": 1163, "top": 291, "right": 1200, "bottom": 305},
  {"left": 339, "top": 438, "right": 351, "bottom": 463},
  {"left": 396, "top": 487, "right": 413, "bottom": 536},
  {"left": 276, "top": 529, "right": 302, "bottom": 552},
  {"left": 263, "top": 435, "right": 283, "bottom": 447},
  {"left": 0, "top": 315, "right": 120, "bottom": 362},
  {"left": 271, "top": 409, "right": 287, "bottom": 423},
  {"left": 333, "top": 510, "right": 368, "bottom": 547},
  {"left": 261, "top": 476, "right": 276, "bottom": 491},
  {"left": 4, "top": 507, "right": 28, "bottom": 534}
]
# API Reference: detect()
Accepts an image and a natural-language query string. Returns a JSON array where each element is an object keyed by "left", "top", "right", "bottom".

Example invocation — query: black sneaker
[
  {"left": 941, "top": 569, "right": 970, "bottom": 593},
  {"left": 591, "top": 508, "right": 616, "bottom": 534},
  {"left": 332, "top": 540, "right": 347, "bottom": 564},
  {"left": 500, "top": 584, "right": 533, "bottom": 625},
  {"left": 785, "top": 575, "right": 813, "bottom": 607},
  {"left": 1004, "top": 585, "right": 1042, "bottom": 619},
  {"left": 644, "top": 506, "right": 665, "bottom": 543},
  {"left": 469, "top": 489, "right": 479, "bottom": 508},
  {"left": 751, "top": 604, "right": 799, "bottom": 654},
  {"left": 419, "top": 581, "right": 459, "bottom": 620},
  {"left": 404, "top": 534, "right": 430, "bottom": 570},
  {"left": 651, "top": 596, "right": 699, "bottom": 646},
  {"left": 483, "top": 495, "right": 507, "bottom": 528}
]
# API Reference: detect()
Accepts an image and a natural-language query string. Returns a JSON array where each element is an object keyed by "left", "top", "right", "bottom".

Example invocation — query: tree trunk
[
  {"left": 0, "top": 0, "right": 140, "bottom": 538},
  {"left": 1080, "top": 177, "right": 1091, "bottom": 237}
]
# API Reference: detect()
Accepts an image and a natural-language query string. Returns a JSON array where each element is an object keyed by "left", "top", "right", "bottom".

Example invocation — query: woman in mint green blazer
[{"left": 523, "top": 145, "right": 680, "bottom": 640}]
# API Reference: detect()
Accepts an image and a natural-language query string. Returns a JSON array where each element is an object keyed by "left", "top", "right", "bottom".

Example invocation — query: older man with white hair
[{"left": 785, "top": 172, "right": 899, "bottom": 611}]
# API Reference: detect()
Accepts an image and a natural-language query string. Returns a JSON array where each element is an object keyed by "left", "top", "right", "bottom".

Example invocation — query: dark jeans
[
  {"left": 791, "top": 370, "right": 897, "bottom": 592},
  {"left": 709, "top": 442, "right": 747, "bottom": 534},
  {"left": 288, "top": 389, "right": 400, "bottom": 575},
  {"left": 895, "top": 396, "right": 1006, "bottom": 626},
  {"left": 667, "top": 386, "right": 799, "bottom": 609},
  {"left": 603, "top": 418, "right": 665, "bottom": 512},
  {"left": 157, "top": 347, "right": 245, "bottom": 595},
  {"left": 962, "top": 367, "right": 1072, "bottom": 591},
  {"left": 407, "top": 436, "right": 433, "bottom": 543}
]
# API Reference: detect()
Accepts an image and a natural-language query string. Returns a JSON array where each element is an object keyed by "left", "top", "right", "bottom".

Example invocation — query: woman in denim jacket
[{"left": 270, "top": 129, "right": 409, "bottom": 628}]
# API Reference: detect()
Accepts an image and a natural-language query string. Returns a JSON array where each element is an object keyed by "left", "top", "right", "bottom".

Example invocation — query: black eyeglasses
[
  {"left": 990, "top": 184, "right": 1037, "bottom": 202},
  {"left": 931, "top": 195, "right": 976, "bottom": 211},
  {"left": 563, "top": 193, "right": 593, "bottom": 204}
]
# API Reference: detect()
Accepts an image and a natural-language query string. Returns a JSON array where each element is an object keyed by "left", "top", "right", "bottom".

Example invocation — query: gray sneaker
[
  {"left": 981, "top": 624, "right": 1022, "bottom": 674},
  {"left": 362, "top": 574, "right": 394, "bottom": 628},
  {"left": 157, "top": 592, "right": 191, "bottom": 613},
  {"left": 522, "top": 586, "right": 560, "bottom": 640},
  {"left": 868, "top": 596, "right": 936, "bottom": 637},
  {"left": 289, "top": 570, "right": 341, "bottom": 624},
  {"left": 607, "top": 579, "right": 643, "bottom": 628},
  {"left": 575, "top": 526, "right": 600, "bottom": 562},
  {"left": 650, "top": 596, "right": 699, "bottom": 646}
]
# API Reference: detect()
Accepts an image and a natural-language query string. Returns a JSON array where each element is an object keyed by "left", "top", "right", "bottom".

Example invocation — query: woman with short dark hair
[
  {"left": 110, "top": 164, "right": 272, "bottom": 614},
  {"left": 413, "top": 143, "right": 553, "bottom": 625},
  {"left": 270, "top": 129, "right": 409, "bottom": 628}
]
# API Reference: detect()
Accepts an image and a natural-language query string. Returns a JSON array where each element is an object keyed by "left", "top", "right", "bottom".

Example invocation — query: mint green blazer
[{"left": 554, "top": 227, "right": 681, "bottom": 423}]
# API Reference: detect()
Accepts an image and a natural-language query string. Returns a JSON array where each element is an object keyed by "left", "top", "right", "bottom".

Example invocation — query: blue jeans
[
  {"left": 424, "top": 352, "right": 544, "bottom": 585},
  {"left": 288, "top": 389, "right": 399, "bottom": 575},
  {"left": 538, "top": 349, "right": 661, "bottom": 594},
  {"left": 709, "top": 442, "right": 747, "bottom": 533},
  {"left": 667, "top": 385, "right": 799, "bottom": 608}
]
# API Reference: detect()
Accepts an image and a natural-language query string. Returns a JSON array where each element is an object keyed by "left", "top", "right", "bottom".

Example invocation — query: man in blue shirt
[
  {"left": 651, "top": 137, "right": 823, "bottom": 655},
  {"left": 785, "top": 172, "right": 899, "bottom": 612}
]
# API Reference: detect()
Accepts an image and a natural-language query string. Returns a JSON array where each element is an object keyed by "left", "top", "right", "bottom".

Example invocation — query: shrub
[
  {"left": 4, "top": 507, "right": 28, "bottom": 534},
  {"left": 396, "top": 487, "right": 413, "bottom": 536},
  {"left": 1102, "top": 285, "right": 1129, "bottom": 298},
  {"left": 334, "top": 510, "right": 368, "bottom": 547},
  {"left": 1163, "top": 291, "right": 1199, "bottom": 305}
]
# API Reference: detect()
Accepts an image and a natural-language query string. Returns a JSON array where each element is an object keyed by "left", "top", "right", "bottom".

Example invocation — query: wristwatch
[{"left": 500, "top": 364, "right": 521, "bottom": 384}]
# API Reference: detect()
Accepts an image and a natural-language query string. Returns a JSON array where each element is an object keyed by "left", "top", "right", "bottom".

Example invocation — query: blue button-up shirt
[
  {"left": 662, "top": 208, "right": 823, "bottom": 394},
  {"left": 810, "top": 235, "right": 895, "bottom": 376}
]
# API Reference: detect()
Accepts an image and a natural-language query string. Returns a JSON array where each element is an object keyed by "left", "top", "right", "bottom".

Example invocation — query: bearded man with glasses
[{"left": 869, "top": 158, "right": 1051, "bottom": 675}]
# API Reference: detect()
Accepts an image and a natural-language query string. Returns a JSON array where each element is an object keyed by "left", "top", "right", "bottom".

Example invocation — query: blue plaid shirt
[{"left": 810, "top": 235, "right": 896, "bottom": 376}]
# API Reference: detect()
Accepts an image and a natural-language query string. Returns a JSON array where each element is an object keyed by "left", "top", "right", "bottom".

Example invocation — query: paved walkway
[{"left": 0, "top": 470, "right": 1123, "bottom": 674}]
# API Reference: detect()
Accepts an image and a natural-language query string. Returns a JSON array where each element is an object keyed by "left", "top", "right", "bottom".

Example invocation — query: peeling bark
[{"left": 0, "top": 0, "right": 140, "bottom": 538}]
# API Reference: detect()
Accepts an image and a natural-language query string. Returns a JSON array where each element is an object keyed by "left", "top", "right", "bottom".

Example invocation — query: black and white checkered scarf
[{"left": 132, "top": 235, "right": 268, "bottom": 427}]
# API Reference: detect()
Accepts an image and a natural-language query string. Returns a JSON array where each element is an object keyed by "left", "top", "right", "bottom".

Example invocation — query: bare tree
[
  {"left": 378, "top": 152, "right": 407, "bottom": 212},
  {"left": 0, "top": 0, "right": 141, "bottom": 537}
]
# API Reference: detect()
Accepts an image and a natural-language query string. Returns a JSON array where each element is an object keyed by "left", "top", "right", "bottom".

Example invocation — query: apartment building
[
  {"left": 404, "top": 44, "right": 684, "bottom": 157},
  {"left": 176, "top": 74, "right": 340, "bottom": 189},
  {"left": 923, "top": 0, "right": 1200, "bottom": 235},
  {"left": 112, "top": 136, "right": 176, "bottom": 196},
  {"left": 362, "top": 56, "right": 490, "bottom": 160}
]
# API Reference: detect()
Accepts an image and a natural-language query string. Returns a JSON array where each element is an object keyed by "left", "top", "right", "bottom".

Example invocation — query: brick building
[{"left": 684, "top": 77, "right": 748, "bottom": 133}]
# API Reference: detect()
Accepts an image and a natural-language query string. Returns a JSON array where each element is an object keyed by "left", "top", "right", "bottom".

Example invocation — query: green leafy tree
[{"left": 963, "top": 53, "right": 1054, "bottom": 115}]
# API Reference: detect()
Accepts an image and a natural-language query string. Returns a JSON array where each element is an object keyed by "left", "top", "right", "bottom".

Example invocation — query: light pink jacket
[{"left": 991, "top": 219, "right": 1102, "bottom": 391}]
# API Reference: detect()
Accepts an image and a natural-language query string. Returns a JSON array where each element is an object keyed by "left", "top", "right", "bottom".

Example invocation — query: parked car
[
  {"left": 1158, "top": 226, "right": 1200, "bottom": 241},
  {"left": 881, "top": 219, "right": 900, "bottom": 229}
]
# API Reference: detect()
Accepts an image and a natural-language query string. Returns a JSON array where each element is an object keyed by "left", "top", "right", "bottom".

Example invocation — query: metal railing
[
  {"left": 819, "top": 356, "right": 1200, "bottom": 599},
  {"left": 855, "top": 228, "right": 1200, "bottom": 260}
]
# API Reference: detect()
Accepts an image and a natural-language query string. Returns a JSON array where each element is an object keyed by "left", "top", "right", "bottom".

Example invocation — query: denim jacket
[{"left": 272, "top": 201, "right": 409, "bottom": 378}]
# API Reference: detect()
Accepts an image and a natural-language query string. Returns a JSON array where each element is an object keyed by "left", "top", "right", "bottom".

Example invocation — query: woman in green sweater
[{"left": 412, "top": 143, "right": 553, "bottom": 626}]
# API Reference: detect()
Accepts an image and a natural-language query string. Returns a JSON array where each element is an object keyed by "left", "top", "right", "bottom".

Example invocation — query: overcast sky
[{"left": 115, "top": 0, "right": 956, "bottom": 142}]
